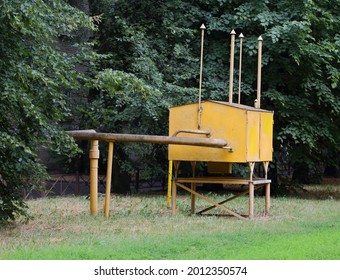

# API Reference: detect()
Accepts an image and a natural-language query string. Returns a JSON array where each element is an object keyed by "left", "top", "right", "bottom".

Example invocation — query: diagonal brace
[
  {"left": 197, "top": 185, "right": 264, "bottom": 215},
  {"left": 176, "top": 182, "right": 246, "bottom": 220}
]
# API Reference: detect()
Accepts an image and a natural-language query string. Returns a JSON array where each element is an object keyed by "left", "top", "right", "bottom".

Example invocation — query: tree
[
  {"left": 257, "top": 0, "right": 340, "bottom": 185},
  {"left": 89, "top": 0, "right": 339, "bottom": 192},
  {"left": 87, "top": 0, "right": 201, "bottom": 190},
  {"left": 0, "top": 0, "right": 98, "bottom": 222},
  {"left": 82, "top": 69, "right": 169, "bottom": 192}
]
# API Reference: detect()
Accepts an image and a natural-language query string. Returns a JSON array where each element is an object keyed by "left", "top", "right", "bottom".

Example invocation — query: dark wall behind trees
[{"left": 87, "top": 0, "right": 340, "bottom": 193}]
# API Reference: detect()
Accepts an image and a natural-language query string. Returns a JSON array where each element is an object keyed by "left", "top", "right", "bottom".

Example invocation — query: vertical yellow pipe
[
  {"left": 229, "top": 29, "right": 236, "bottom": 103},
  {"left": 238, "top": 33, "right": 244, "bottom": 104},
  {"left": 166, "top": 160, "right": 173, "bottom": 208},
  {"left": 89, "top": 140, "right": 99, "bottom": 215},
  {"left": 104, "top": 141, "right": 114, "bottom": 219},
  {"left": 256, "top": 36, "right": 263, "bottom": 109},
  {"left": 198, "top": 24, "right": 206, "bottom": 129}
]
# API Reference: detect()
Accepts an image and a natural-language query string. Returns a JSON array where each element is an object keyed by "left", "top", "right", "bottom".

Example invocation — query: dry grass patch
[{"left": 0, "top": 193, "right": 339, "bottom": 259}]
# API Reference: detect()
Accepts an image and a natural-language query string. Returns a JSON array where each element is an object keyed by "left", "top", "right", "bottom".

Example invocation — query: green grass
[{"left": 0, "top": 193, "right": 339, "bottom": 260}]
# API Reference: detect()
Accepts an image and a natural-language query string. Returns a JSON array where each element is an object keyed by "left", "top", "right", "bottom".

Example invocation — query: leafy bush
[{"left": 0, "top": 0, "right": 98, "bottom": 222}]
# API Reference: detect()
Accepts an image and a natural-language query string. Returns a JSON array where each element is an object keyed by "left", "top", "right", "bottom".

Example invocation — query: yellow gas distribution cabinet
[
  {"left": 168, "top": 100, "right": 274, "bottom": 219},
  {"left": 169, "top": 100, "right": 273, "bottom": 163}
]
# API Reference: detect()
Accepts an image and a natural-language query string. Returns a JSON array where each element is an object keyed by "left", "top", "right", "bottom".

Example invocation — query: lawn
[{"left": 0, "top": 191, "right": 339, "bottom": 260}]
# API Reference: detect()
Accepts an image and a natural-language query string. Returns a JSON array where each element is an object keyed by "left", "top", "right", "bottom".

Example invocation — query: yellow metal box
[{"left": 168, "top": 100, "right": 273, "bottom": 163}]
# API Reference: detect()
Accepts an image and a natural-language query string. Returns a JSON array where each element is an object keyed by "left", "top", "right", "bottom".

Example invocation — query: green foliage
[
  {"left": 0, "top": 0, "right": 98, "bottom": 222},
  {"left": 90, "top": 0, "right": 340, "bottom": 187},
  {"left": 83, "top": 69, "right": 169, "bottom": 181},
  {"left": 91, "top": 69, "right": 168, "bottom": 133},
  {"left": 260, "top": 0, "right": 340, "bottom": 183}
]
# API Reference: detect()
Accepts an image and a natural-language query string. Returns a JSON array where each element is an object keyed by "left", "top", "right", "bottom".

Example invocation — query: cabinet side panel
[
  {"left": 260, "top": 112, "right": 274, "bottom": 161},
  {"left": 246, "top": 111, "right": 260, "bottom": 161}
]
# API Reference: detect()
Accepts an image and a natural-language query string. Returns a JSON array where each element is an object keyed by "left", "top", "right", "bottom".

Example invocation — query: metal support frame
[
  {"left": 171, "top": 161, "right": 271, "bottom": 220},
  {"left": 197, "top": 185, "right": 264, "bottom": 215}
]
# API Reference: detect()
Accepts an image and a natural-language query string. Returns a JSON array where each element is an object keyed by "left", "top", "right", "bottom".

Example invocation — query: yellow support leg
[
  {"left": 248, "top": 162, "right": 255, "bottom": 219},
  {"left": 104, "top": 141, "right": 114, "bottom": 219},
  {"left": 89, "top": 140, "right": 99, "bottom": 216},
  {"left": 265, "top": 183, "right": 270, "bottom": 216},
  {"left": 263, "top": 161, "right": 270, "bottom": 216},
  {"left": 167, "top": 160, "right": 173, "bottom": 208},
  {"left": 249, "top": 182, "right": 254, "bottom": 219}
]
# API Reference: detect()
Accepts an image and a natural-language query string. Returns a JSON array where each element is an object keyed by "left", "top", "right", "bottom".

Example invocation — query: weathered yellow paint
[
  {"left": 260, "top": 112, "right": 274, "bottom": 161},
  {"left": 246, "top": 111, "right": 260, "bottom": 161},
  {"left": 169, "top": 100, "right": 273, "bottom": 163},
  {"left": 89, "top": 140, "right": 99, "bottom": 216}
]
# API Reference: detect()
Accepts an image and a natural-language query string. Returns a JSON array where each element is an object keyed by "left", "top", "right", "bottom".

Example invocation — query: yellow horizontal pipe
[{"left": 68, "top": 131, "right": 231, "bottom": 149}]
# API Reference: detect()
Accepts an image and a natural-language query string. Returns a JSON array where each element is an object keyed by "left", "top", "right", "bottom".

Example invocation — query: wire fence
[
  {"left": 23, "top": 173, "right": 166, "bottom": 199},
  {"left": 23, "top": 174, "right": 105, "bottom": 199}
]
